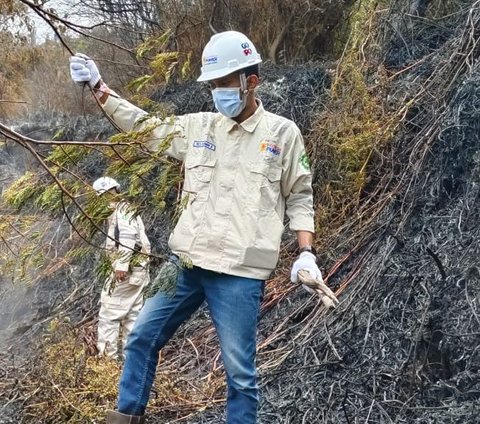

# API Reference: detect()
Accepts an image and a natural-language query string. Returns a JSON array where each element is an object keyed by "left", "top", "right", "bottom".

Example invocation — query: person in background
[
  {"left": 92, "top": 176, "right": 151, "bottom": 360},
  {"left": 71, "top": 31, "right": 322, "bottom": 424}
]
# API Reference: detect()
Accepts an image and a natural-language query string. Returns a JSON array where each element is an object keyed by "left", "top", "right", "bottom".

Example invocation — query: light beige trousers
[{"left": 97, "top": 269, "right": 149, "bottom": 358}]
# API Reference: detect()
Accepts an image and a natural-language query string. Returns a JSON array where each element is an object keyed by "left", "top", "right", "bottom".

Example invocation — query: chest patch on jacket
[
  {"left": 193, "top": 140, "right": 216, "bottom": 151},
  {"left": 260, "top": 141, "right": 281, "bottom": 159}
]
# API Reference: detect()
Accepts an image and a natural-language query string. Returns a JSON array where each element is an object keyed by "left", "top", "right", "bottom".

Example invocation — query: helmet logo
[
  {"left": 241, "top": 42, "right": 252, "bottom": 56},
  {"left": 204, "top": 55, "right": 218, "bottom": 65}
]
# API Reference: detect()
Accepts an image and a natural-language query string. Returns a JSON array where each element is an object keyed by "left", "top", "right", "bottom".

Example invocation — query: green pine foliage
[
  {"left": 1, "top": 33, "right": 189, "bottom": 285},
  {"left": 3, "top": 172, "right": 43, "bottom": 209}
]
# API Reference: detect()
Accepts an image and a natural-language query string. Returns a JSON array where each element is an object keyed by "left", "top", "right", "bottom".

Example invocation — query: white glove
[
  {"left": 291, "top": 251, "right": 323, "bottom": 294},
  {"left": 69, "top": 53, "right": 101, "bottom": 87}
]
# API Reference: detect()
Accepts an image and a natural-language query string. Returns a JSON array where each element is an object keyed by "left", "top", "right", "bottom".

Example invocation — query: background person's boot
[{"left": 106, "top": 410, "right": 145, "bottom": 424}]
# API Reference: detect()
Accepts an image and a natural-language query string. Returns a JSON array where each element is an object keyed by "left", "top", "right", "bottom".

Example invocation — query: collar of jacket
[{"left": 225, "top": 99, "right": 264, "bottom": 134}]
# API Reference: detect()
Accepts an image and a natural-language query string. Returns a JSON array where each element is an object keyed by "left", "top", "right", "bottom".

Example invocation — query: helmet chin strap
[
  {"left": 240, "top": 72, "right": 249, "bottom": 96},
  {"left": 239, "top": 73, "right": 249, "bottom": 111}
]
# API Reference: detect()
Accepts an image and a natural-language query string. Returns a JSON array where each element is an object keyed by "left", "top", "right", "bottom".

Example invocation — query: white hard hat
[
  {"left": 92, "top": 176, "right": 120, "bottom": 195},
  {"left": 197, "top": 31, "right": 262, "bottom": 82}
]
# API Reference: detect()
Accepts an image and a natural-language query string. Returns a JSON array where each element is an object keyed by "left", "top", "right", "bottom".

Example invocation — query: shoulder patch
[{"left": 300, "top": 152, "right": 310, "bottom": 171}]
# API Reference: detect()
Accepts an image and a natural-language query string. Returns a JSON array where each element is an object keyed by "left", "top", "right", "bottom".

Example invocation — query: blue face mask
[{"left": 211, "top": 87, "right": 247, "bottom": 118}]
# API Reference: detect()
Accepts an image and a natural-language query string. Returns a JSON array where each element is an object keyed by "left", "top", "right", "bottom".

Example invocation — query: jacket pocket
[
  {"left": 170, "top": 157, "right": 215, "bottom": 251},
  {"left": 184, "top": 156, "right": 216, "bottom": 201},
  {"left": 128, "top": 269, "right": 149, "bottom": 286},
  {"left": 246, "top": 161, "right": 282, "bottom": 211}
]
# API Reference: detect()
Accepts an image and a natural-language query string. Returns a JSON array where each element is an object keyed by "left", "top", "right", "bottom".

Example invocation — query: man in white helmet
[
  {"left": 71, "top": 31, "right": 320, "bottom": 424},
  {"left": 92, "top": 176, "right": 151, "bottom": 360}
]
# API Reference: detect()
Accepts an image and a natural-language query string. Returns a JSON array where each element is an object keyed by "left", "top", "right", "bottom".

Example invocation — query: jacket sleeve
[
  {"left": 102, "top": 95, "right": 188, "bottom": 161},
  {"left": 281, "top": 124, "right": 315, "bottom": 233}
]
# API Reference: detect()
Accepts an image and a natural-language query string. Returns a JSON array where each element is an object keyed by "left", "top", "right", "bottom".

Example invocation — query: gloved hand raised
[{"left": 69, "top": 53, "right": 101, "bottom": 88}]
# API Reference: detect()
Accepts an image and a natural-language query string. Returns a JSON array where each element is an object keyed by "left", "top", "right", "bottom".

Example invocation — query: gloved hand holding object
[
  {"left": 291, "top": 251, "right": 322, "bottom": 284},
  {"left": 297, "top": 269, "right": 339, "bottom": 308},
  {"left": 69, "top": 53, "right": 101, "bottom": 87},
  {"left": 291, "top": 252, "right": 339, "bottom": 308}
]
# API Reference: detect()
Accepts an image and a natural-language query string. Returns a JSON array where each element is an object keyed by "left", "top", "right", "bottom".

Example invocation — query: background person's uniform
[
  {"left": 97, "top": 201, "right": 151, "bottom": 358},
  {"left": 101, "top": 96, "right": 315, "bottom": 422}
]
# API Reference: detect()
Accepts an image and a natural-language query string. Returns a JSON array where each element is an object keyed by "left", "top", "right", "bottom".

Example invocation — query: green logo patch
[{"left": 300, "top": 153, "right": 310, "bottom": 171}]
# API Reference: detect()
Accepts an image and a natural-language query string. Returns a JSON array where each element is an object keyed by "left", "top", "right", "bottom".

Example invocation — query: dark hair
[{"left": 242, "top": 64, "right": 260, "bottom": 78}]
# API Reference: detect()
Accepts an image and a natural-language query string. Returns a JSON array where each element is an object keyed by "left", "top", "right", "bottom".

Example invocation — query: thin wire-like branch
[
  {"left": 0, "top": 100, "right": 28, "bottom": 104},
  {"left": 0, "top": 123, "right": 133, "bottom": 146}
]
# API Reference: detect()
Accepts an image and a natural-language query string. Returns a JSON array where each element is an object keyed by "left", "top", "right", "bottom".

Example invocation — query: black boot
[{"left": 106, "top": 410, "right": 145, "bottom": 424}]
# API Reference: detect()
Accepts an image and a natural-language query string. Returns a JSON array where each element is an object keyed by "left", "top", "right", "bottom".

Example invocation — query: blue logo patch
[
  {"left": 193, "top": 140, "right": 216, "bottom": 151},
  {"left": 204, "top": 55, "right": 218, "bottom": 65}
]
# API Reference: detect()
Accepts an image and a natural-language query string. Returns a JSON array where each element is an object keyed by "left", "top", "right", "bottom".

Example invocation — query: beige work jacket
[
  {"left": 103, "top": 96, "right": 314, "bottom": 279},
  {"left": 106, "top": 201, "right": 151, "bottom": 272}
]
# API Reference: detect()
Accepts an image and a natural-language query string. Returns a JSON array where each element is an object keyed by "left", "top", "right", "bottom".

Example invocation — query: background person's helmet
[
  {"left": 92, "top": 176, "right": 120, "bottom": 195},
  {"left": 197, "top": 31, "right": 262, "bottom": 82}
]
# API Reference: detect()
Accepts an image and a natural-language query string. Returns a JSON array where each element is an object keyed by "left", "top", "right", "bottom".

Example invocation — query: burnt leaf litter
[{"left": 1, "top": 1, "right": 480, "bottom": 423}]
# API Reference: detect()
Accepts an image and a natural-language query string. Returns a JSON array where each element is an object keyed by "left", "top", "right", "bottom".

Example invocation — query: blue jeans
[{"left": 118, "top": 260, "right": 265, "bottom": 423}]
